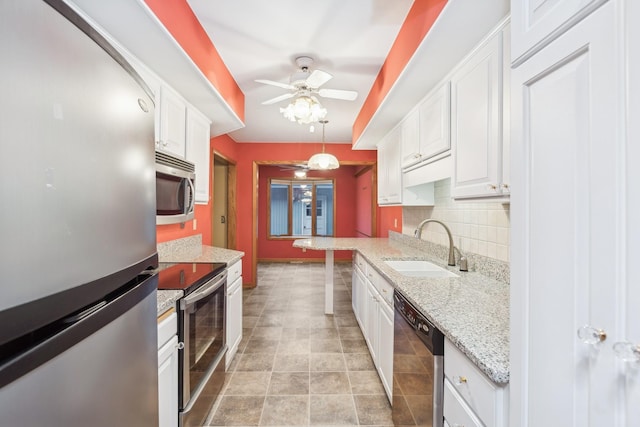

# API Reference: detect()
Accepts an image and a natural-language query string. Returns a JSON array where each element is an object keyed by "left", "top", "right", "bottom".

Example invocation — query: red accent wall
[
  {"left": 378, "top": 206, "right": 403, "bottom": 238},
  {"left": 352, "top": 0, "right": 448, "bottom": 143},
  {"left": 257, "top": 165, "right": 360, "bottom": 261}
]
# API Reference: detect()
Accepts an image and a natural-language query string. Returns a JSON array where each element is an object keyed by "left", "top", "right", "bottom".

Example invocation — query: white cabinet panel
[
  {"left": 417, "top": 82, "right": 451, "bottom": 162},
  {"left": 511, "top": 0, "right": 608, "bottom": 65},
  {"left": 377, "top": 127, "right": 402, "bottom": 205},
  {"left": 352, "top": 256, "right": 394, "bottom": 403},
  {"left": 158, "top": 86, "right": 186, "bottom": 157},
  {"left": 377, "top": 301, "right": 394, "bottom": 399},
  {"left": 451, "top": 28, "right": 503, "bottom": 199},
  {"left": 510, "top": 3, "right": 621, "bottom": 426},
  {"left": 226, "top": 260, "right": 243, "bottom": 370},
  {"left": 185, "top": 108, "right": 211, "bottom": 204},
  {"left": 400, "top": 109, "right": 420, "bottom": 168},
  {"left": 157, "top": 310, "right": 178, "bottom": 427},
  {"left": 158, "top": 335, "right": 179, "bottom": 427}
]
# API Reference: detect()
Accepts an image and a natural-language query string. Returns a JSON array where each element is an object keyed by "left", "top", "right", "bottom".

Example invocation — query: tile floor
[{"left": 205, "top": 262, "right": 393, "bottom": 426}]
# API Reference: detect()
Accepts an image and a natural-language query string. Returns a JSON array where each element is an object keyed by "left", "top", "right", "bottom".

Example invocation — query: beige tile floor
[{"left": 205, "top": 262, "right": 393, "bottom": 426}]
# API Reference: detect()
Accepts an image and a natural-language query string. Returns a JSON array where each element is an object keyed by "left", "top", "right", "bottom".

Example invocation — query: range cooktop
[{"left": 157, "top": 262, "right": 226, "bottom": 295}]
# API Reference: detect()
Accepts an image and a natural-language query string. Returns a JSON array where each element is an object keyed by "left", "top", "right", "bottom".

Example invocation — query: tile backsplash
[{"left": 402, "top": 178, "right": 510, "bottom": 263}]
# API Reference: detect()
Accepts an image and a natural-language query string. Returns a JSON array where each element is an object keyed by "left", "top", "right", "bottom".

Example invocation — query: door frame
[{"left": 212, "top": 151, "right": 237, "bottom": 249}]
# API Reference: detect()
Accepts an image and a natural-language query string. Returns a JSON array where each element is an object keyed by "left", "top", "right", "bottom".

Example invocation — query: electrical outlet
[
  {"left": 193, "top": 219, "right": 197, "bottom": 230},
  {"left": 394, "top": 218, "right": 398, "bottom": 228}
]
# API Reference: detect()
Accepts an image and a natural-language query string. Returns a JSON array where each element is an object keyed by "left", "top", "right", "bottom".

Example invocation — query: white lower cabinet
[
  {"left": 444, "top": 338, "right": 508, "bottom": 427},
  {"left": 225, "top": 260, "right": 242, "bottom": 370},
  {"left": 352, "top": 254, "right": 394, "bottom": 402},
  {"left": 157, "top": 309, "right": 178, "bottom": 427}
]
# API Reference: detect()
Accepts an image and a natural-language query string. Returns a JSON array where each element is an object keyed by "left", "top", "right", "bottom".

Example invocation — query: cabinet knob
[
  {"left": 454, "top": 376, "right": 468, "bottom": 386},
  {"left": 176, "top": 341, "right": 185, "bottom": 350},
  {"left": 613, "top": 341, "right": 640, "bottom": 362},
  {"left": 577, "top": 325, "right": 607, "bottom": 345},
  {"left": 486, "top": 183, "right": 497, "bottom": 191},
  {"left": 502, "top": 183, "right": 510, "bottom": 191}
]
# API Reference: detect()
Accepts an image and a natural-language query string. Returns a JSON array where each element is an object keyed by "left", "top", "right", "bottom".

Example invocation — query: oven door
[{"left": 178, "top": 271, "right": 227, "bottom": 427}]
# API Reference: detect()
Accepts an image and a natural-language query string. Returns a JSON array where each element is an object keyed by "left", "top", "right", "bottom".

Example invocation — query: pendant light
[{"left": 307, "top": 120, "right": 339, "bottom": 170}]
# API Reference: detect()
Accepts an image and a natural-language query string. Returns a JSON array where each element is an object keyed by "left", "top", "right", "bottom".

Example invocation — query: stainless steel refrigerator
[{"left": 0, "top": 1, "right": 160, "bottom": 425}]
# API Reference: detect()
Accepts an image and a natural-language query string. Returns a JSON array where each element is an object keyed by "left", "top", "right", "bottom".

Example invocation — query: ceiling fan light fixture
[
  {"left": 307, "top": 120, "right": 339, "bottom": 170},
  {"left": 279, "top": 95, "right": 327, "bottom": 124},
  {"left": 294, "top": 170, "right": 307, "bottom": 178}
]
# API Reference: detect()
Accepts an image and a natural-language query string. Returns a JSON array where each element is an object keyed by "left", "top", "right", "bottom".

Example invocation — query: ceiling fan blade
[
  {"left": 261, "top": 92, "right": 295, "bottom": 105},
  {"left": 305, "top": 70, "right": 332, "bottom": 88},
  {"left": 317, "top": 88, "right": 358, "bottom": 101},
  {"left": 255, "top": 79, "right": 295, "bottom": 90}
]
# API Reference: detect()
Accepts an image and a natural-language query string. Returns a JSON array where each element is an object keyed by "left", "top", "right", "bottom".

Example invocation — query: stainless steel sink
[{"left": 384, "top": 260, "right": 459, "bottom": 278}]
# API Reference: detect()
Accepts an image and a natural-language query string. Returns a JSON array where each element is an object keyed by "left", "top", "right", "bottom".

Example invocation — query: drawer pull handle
[
  {"left": 577, "top": 325, "right": 607, "bottom": 345},
  {"left": 455, "top": 376, "right": 467, "bottom": 385},
  {"left": 613, "top": 341, "right": 640, "bottom": 362}
]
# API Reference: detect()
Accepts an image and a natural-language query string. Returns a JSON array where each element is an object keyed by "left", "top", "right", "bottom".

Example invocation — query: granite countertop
[
  {"left": 293, "top": 235, "right": 510, "bottom": 384},
  {"left": 156, "top": 240, "right": 244, "bottom": 315},
  {"left": 159, "top": 244, "right": 244, "bottom": 266},
  {"left": 157, "top": 290, "right": 182, "bottom": 316}
]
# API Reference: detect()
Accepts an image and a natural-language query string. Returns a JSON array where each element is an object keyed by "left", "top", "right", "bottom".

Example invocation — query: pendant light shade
[{"left": 307, "top": 120, "right": 339, "bottom": 170}]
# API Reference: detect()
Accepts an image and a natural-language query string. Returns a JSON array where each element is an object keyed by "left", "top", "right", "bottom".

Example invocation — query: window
[{"left": 268, "top": 179, "right": 334, "bottom": 238}]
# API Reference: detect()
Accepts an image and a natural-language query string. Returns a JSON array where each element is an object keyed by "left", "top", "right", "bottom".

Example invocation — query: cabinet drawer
[
  {"left": 354, "top": 253, "right": 367, "bottom": 275},
  {"left": 444, "top": 339, "right": 502, "bottom": 426},
  {"left": 157, "top": 309, "right": 177, "bottom": 350},
  {"left": 444, "top": 378, "right": 483, "bottom": 427},
  {"left": 366, "top": 266, "right": 393, "bottom": 307},
  {"left": 228, "top": 260, "right": 242, "bottom": 285}
]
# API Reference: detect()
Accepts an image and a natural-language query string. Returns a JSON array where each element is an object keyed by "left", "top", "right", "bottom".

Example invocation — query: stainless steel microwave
[{"left": 155, "top": 151, "right": 195, "bottom": 225}]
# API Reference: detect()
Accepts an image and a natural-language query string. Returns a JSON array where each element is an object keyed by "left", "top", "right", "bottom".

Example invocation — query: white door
[
  {"left": 302, "top": 196, "right": 327, "bottom": 235},
  {"left": 510, "top": 3, "right": 619, "bottom": 426}
]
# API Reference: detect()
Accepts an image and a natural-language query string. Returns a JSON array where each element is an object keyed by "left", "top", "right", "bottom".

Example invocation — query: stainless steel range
[{"left": 158, "top": 262, "right": 227, "bottom": 427}]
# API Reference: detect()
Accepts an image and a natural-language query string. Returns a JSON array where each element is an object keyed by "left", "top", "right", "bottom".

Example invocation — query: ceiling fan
[{"left": 256, "top": 56, "right": 359, "bottom": 105}]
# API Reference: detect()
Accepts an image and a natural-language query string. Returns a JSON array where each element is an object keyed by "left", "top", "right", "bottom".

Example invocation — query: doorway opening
[{"left": 212, "top": 152, "right": 237, "bottom": 249}]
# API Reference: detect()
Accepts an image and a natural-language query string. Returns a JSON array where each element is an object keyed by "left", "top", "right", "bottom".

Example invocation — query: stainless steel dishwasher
[{"left": 392, "top": 290, "right": 444, "bottom": 427}]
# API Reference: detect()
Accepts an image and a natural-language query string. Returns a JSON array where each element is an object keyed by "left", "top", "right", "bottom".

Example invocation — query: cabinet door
[
  {"left": 377, "top": 301, "right": 394, "bottom": 402},
  {"left": 158, "top": 335, "right": 178, "bottom": 427},
  {"left": 451, "top": 31, "right": 503, "bottom": 199},
  {"left": 158, "top": 86, "right": 187, "bottom": 157},
  {"left": 418, "top": 81, "right": 451, "bottom": 161},
  {"left": 226, "top": 276, "right": 243, "bottom": 369},
  {"left": 400, "top": 109, "right": 420, "bottom": 168},
  {"left": 618, "top": 0, "right": 640, "bottom": 419},
  {"left": 511, "top": 0, "right": 608, "bottom": 65},
  {"left": 377, "top": 126, "right": 402, "bottom": 205},
  {"left": 365, "top": 281, "right": 379, "bottom": 361},
  {"left": 510, "top": 3, "right": 618, "bottom": 426},
  {"left": 185, "top": 108, "right": 211, "bottom": 204}
]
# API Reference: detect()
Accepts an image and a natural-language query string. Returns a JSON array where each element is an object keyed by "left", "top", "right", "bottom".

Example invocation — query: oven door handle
[{"left": 180, "top": 272, "right": 227, "bottom": 309}]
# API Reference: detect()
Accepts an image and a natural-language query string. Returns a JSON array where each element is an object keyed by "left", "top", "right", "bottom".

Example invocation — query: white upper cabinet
[
  {"left": 511, "top": 0, "right": 608, "bottom": 66},
  {"left": 401, "top": 82, "right": 451, "bottom": 171},
  {"left": 377, "top": 127, "right": 402, "bottom": 205},
  {"left": 185, "top": 108, "right": 211, "bottom": 204},
  {"left": 417, "top": 82, "right": 451, "bottom": 164},
  {"left": 451, "top": 20, "right": 509, "bottom": 200},
  {"left": 400, "top": 109, "right": 420, "bottom": 169},
  {"left": 158, "top": 85, "right": 187, "bottom": 158}
]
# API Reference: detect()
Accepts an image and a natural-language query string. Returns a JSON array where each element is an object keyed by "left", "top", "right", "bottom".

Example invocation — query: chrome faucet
[{"left": 414, "top": 219, "right": 457, "bottom": 267}]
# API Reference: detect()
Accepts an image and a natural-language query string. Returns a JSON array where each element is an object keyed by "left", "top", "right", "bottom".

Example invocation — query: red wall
[
  {"left": 378, "top": 205, "right": 403, "bottom": 238},
  {"left": 257, "top": 165, "right": 360, "bottom": 261},
  {"left": 355, "top": 168, "right": 373, "bottom": 237}
]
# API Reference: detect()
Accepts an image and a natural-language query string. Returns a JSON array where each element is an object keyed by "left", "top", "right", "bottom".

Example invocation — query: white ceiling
[{"left": 186, "top": 0, "right": 414, "bottom": 144}]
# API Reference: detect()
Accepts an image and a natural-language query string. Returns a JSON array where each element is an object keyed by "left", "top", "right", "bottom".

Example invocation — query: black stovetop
[{"left": 157, "top": 262, "right": 226, "bottom": 295}]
